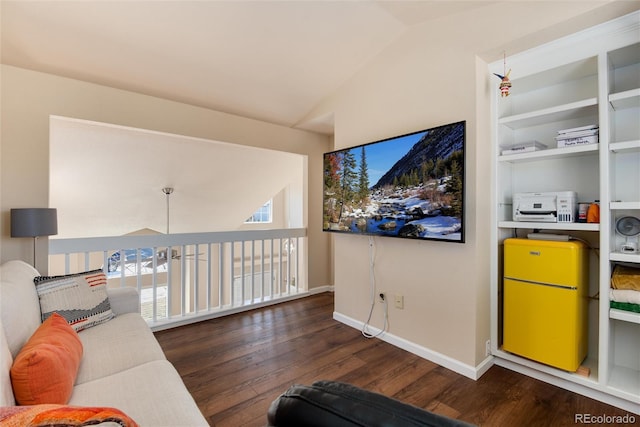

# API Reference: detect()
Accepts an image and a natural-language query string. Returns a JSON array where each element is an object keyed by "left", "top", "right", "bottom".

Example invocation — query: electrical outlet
[
  {"left": 378, "top": 292, "right": 386, "bottom": 303},
  {"left": 485, "top": 339, "right": 491, "bottom": 356},
  {"left": 394, "top": 294, "right": 404, "bottom": 309}
]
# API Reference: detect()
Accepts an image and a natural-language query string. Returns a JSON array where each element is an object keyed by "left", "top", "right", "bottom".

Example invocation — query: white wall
[
  {"left": 49, "top": 116, "right": 304, "bottom": 237},
  {"left": 326, "top": 20, "right": 490, "bottom": 367},
  {"left": 0, "top": 65, "right": 331, "bottom": 287},
  {"left": 310, "top": 3, "right": 638, "bottom": 371}
]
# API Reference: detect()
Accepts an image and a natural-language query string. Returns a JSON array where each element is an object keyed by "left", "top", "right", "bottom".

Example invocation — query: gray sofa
[{"left": 0, "top": 260, "right": 208, "bottom": 426}]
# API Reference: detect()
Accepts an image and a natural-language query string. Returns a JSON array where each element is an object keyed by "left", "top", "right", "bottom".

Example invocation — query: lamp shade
[{"left": 11, "top": 208, "right": 58, "bottom": 237}]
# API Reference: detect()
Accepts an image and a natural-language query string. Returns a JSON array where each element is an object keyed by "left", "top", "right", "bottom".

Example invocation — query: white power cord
[{"left": 362, "top": 236, "right": 388, "bottom": 339}]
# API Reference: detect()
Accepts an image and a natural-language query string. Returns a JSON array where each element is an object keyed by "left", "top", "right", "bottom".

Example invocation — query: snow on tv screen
[{"left": 323, "top": 120, "right": 465, "bottom": 243}]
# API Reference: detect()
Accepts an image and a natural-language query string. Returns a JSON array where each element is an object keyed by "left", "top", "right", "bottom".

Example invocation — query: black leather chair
[{"left": 267, "top": 380, "right": 475, "bottom": 427}]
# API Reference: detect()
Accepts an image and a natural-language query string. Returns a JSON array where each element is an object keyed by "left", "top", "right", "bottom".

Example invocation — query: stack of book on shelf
[
  {"left": 500, "top": 140, "right": 547, "bottom": 155},
  {"left": 556, "top": 124, "right": 599, "bottom": 148}
]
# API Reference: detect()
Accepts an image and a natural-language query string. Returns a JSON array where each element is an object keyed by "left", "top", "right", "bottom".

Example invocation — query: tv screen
[{"left": 323, "top": 120, "right": 465, "bottom": 243}]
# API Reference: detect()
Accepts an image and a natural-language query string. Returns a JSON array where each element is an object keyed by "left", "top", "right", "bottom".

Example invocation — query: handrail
[
  {"left": 48, "top": 228, "right": 307, "bottom": 330},
  {"left": 49, "top": 228, "right": 307, "bottom": 254}
]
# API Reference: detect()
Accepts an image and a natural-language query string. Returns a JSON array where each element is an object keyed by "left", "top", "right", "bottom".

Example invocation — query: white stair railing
[{"left": 48, "top": 229, "right": 307, "bottom": 330}]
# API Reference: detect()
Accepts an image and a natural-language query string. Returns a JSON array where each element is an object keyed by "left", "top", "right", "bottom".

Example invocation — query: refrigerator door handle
[{"left": 503, "top": 276, "right": 578, "bottom": 290}]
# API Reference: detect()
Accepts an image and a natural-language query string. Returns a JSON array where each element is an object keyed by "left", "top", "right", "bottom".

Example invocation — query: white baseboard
[
  {"left": 333, "top": 311, "right": 494, "bottom": 381},
  {"left": 309, "top": 285, "right": 334, "bottom": 294}
]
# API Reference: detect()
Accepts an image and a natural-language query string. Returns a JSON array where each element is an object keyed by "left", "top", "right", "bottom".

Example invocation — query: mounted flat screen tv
[{"left": 323, "top": 120, "right": 465, "bottom": 243}]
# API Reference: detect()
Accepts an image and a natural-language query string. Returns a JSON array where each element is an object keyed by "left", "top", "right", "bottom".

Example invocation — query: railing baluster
[
  {"left": 240, "top": 241, "right": 245, "bottom": 305},
  {"left": 194, "top": 244, "right": 199, "bottom": 314},
  {"left": 279, "top": 239, "right": 283, "bottom": 297},
  {"left": 270, "top": 238, "right": 275, "bottom": 298},
  {"left": 119, "top": 248, "right": 126, "bottom": 288},
  {"left": 136, "top": 248, "right": 142, "bottom": 295},
  {"left": 181, "top": 245, "right": 186, "bottom": 316},
  {"left": 295, "top": 237, "right": 300, "bottom": 293},
  {"left": 102, "top": 251, "right": 108, "bottom": 275},
  {"left": 287, "top": 238, "right": 291, "bottom": 295},
  {"left": 152, "top": 247, "right": 158, "bottom": 322},
  {"left": 218, "top": 243, "right": 224, "bottom": 310},
  {"left": 261, "top": 239, "right": 265, "bottom": 301},
  {"left": 250, "top": 240, "right": 255, "bottom": 302},
  {"left": 205, "top": 244, "right": 211, "bottom": 311},
  {"left": 229, "top": 242, "right": 235, "bottom": 307}
]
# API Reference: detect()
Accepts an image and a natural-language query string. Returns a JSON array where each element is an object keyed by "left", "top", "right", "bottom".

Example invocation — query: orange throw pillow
[{"left": 10, "top": 312, "right": 83, "bottom": 405}]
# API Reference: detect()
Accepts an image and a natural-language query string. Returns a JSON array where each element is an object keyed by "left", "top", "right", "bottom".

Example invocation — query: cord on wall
[{"left": 362, "top": 236, "right": 388, "bottom": 339}]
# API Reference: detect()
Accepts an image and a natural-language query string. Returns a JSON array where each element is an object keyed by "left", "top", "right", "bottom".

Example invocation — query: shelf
[
  {"left": 610, "top": 201, "right": 640, "bottom": 210},
  {"left": 609, "top": 88, "right": 640, "bottom": 110},
  {"left": 610, "top": 308, "right": 640, "bottom": 324},
  {"left": 610, "top": 140, "right": 640, "bottom": 154},
  {"left": 609, "top": 43, "right": 640, "bottom": 70},
  {"left": 499, "top": 143, "right": 598, "bottom": 163},
  {"left": 494, "top": 348, "right": 600, "bottom": 387},
  {"left": 499, "top": 221, "right": 599, "bottom": 231},
  {"left": 498, "top": 98, "right": 598, "bottom": 130},
  {"left": 492, "top": 15, "right": 640, "bottom": 411},
  {"left": 608, "top": 365, "right": 640, "bottom": 402},
  {"left": 514, "top": 57, "right": 598, "bottom": 94},
  {"left": 610, "top": 252, "right": 640, "bottom": 263}
]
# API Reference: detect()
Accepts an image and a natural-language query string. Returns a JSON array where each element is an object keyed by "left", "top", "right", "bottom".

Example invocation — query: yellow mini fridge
[{"left": 503, "top": 238, "right": 588, "bottom": 372}]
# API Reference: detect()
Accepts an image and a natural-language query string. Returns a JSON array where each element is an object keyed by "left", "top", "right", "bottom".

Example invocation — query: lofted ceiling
[{"left": 1, "top": 1, "right": 634, "bottom": 135}]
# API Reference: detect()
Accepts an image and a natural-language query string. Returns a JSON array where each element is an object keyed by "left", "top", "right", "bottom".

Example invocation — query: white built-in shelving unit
[{"left": 490, "top": 11, "right": 640, "bottom": 413}]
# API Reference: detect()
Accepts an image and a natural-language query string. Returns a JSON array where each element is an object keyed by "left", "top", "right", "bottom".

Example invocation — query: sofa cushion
[
  {"left": 0, "top": 320, "right": 15, "bottom": 406},
  {"left": 0, "top": 260, "right": 42, "bottom": 358},
  {"left": 69, "top": 360, "right": 208, "bottom": 427},
  {"left": 10, "top": 313, "right": 83, "bottom": 405},
  {"left": 0, "top": 404, "right": 138, "bottom": 427},
  {"left": 75, "top": 313, "right": 166, "bottom": 385},
  {"left": 34, "top": 269, "right": 115, "bottom": 332}
]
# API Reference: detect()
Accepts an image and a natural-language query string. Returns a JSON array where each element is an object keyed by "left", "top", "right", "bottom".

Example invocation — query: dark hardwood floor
[{"left": 155, "top": 293, "right": 635, "bottom": 427}]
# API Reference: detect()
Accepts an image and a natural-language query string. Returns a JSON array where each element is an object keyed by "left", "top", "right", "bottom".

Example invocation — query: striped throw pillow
[{"left": 34, "top": 270, "right": 115, "bottom": 332}]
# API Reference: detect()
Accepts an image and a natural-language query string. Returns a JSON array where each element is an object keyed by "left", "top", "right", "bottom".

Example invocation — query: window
[{"left": 245, "top": 200, "right": 272, "bottom": 223}]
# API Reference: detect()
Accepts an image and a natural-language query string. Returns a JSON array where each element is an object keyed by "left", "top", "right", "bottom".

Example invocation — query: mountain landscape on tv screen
[{"left": 323, "top": 122, "right": 464, "bottom": 241}]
